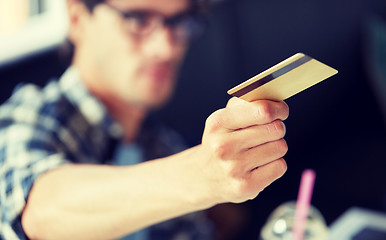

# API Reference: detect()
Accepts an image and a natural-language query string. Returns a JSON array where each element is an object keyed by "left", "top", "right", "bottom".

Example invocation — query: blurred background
[{"left": 1, "top": 0, "right": 386, "bottom": 239}]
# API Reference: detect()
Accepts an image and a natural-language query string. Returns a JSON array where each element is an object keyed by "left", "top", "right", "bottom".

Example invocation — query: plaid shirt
[{"left": 0, "top": 67, "right": 212, "bottom": 239}]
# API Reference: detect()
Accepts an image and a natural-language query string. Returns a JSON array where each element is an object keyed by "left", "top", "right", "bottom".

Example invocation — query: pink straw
[{"left": 292, "top": 169, "right": 316, "bottom": 240}]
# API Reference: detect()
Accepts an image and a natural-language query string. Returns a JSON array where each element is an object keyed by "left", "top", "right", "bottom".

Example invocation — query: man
[{"left": 0, "top": 0, "right": 289, "bottom": 239}]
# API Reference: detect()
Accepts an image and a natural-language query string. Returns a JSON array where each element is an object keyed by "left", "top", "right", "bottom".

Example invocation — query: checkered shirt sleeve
[
  {"left": 0, "top": 83, "right": 72, "bottom": 239},
  {"left": 0, "top": 67, "right": 121, "bottom": 239}
]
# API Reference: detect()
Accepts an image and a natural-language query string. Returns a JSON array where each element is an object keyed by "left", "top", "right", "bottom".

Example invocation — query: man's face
[{"left": 72, "top": 0, "right": 191, "bottom": 109}]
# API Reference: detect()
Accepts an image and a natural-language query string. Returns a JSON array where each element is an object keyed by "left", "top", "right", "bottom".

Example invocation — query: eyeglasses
[{"left": 105, "top": 4, "right": 206, "bottom": 42}]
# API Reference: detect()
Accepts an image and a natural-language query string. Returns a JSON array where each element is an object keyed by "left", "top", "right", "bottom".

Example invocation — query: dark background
[{"left": 1, "top": 0, "right": 386, "bottom": 239}]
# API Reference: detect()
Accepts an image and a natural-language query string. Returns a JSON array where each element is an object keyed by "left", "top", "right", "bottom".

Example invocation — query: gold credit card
[{"left": 227, "top": 53, "right": 338, "bottom": 101}]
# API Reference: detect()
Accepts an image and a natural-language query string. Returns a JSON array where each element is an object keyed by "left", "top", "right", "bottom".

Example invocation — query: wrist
[{"left": 171, "top": 146, "right": 219, "bottom": 210}]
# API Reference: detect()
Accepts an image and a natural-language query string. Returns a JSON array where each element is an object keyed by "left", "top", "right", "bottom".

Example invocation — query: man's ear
[{"left": 66, "top": 0, "right": 91, "bottom": 45}]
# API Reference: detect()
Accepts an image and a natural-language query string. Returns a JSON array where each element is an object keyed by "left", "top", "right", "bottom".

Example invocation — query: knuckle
[
  {"left": 282, "top": 102, "right": 290, "bottom": 119},
  {"left": 211, "top": 140, "right": 233, "bottom": 159},
  {"left": 227, "top": 167, "right": 242, "bottom": 181},
  {"left": 272, "top": 158, "right": 288, "bottom": 176},
  {"left": 275, "top": 139, "right": 288, "bottom": 156},
  {"left": 205, "top": 109, "right": 228, "bottom": 132},
  {"left": 255, "top": 101, "right": 274, "bottom": 123},
  {"left": 205, "top": 110, "right": 222, "bottom": 132},
  {"left": 266, "top": 120, "right": 286, "bottom": 138}
]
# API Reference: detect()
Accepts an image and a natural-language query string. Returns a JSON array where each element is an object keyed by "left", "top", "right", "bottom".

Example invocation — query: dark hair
[
  {"left": 81, "top": 0, "right": 210, "bottom": 14},
  {"left": 81, "top": 0, "right": 104, "bottom": 11}
]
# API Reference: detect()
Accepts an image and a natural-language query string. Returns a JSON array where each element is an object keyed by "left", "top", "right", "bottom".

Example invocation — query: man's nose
[{"left": 142, "top": 26, "right": 177, "bottom": 60}]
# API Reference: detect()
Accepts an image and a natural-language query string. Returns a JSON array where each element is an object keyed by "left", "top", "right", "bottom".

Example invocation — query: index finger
[{"left": 222, "top": 97, "right": 289, "bottom": 130}]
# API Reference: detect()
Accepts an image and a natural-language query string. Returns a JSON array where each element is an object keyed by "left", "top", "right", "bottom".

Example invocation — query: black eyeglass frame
[{"left": 118, "top": 8, "right": 205, "bottom": 40}]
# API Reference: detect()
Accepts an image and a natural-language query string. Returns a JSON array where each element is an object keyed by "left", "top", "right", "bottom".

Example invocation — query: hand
[{"left": 198, "top": 97, "right": 289, "bottom": 204}]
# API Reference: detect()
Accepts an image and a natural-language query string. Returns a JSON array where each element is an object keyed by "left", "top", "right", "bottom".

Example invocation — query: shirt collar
[{"left": 59, "top": 66, "right": 124, "bottom": 139}]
